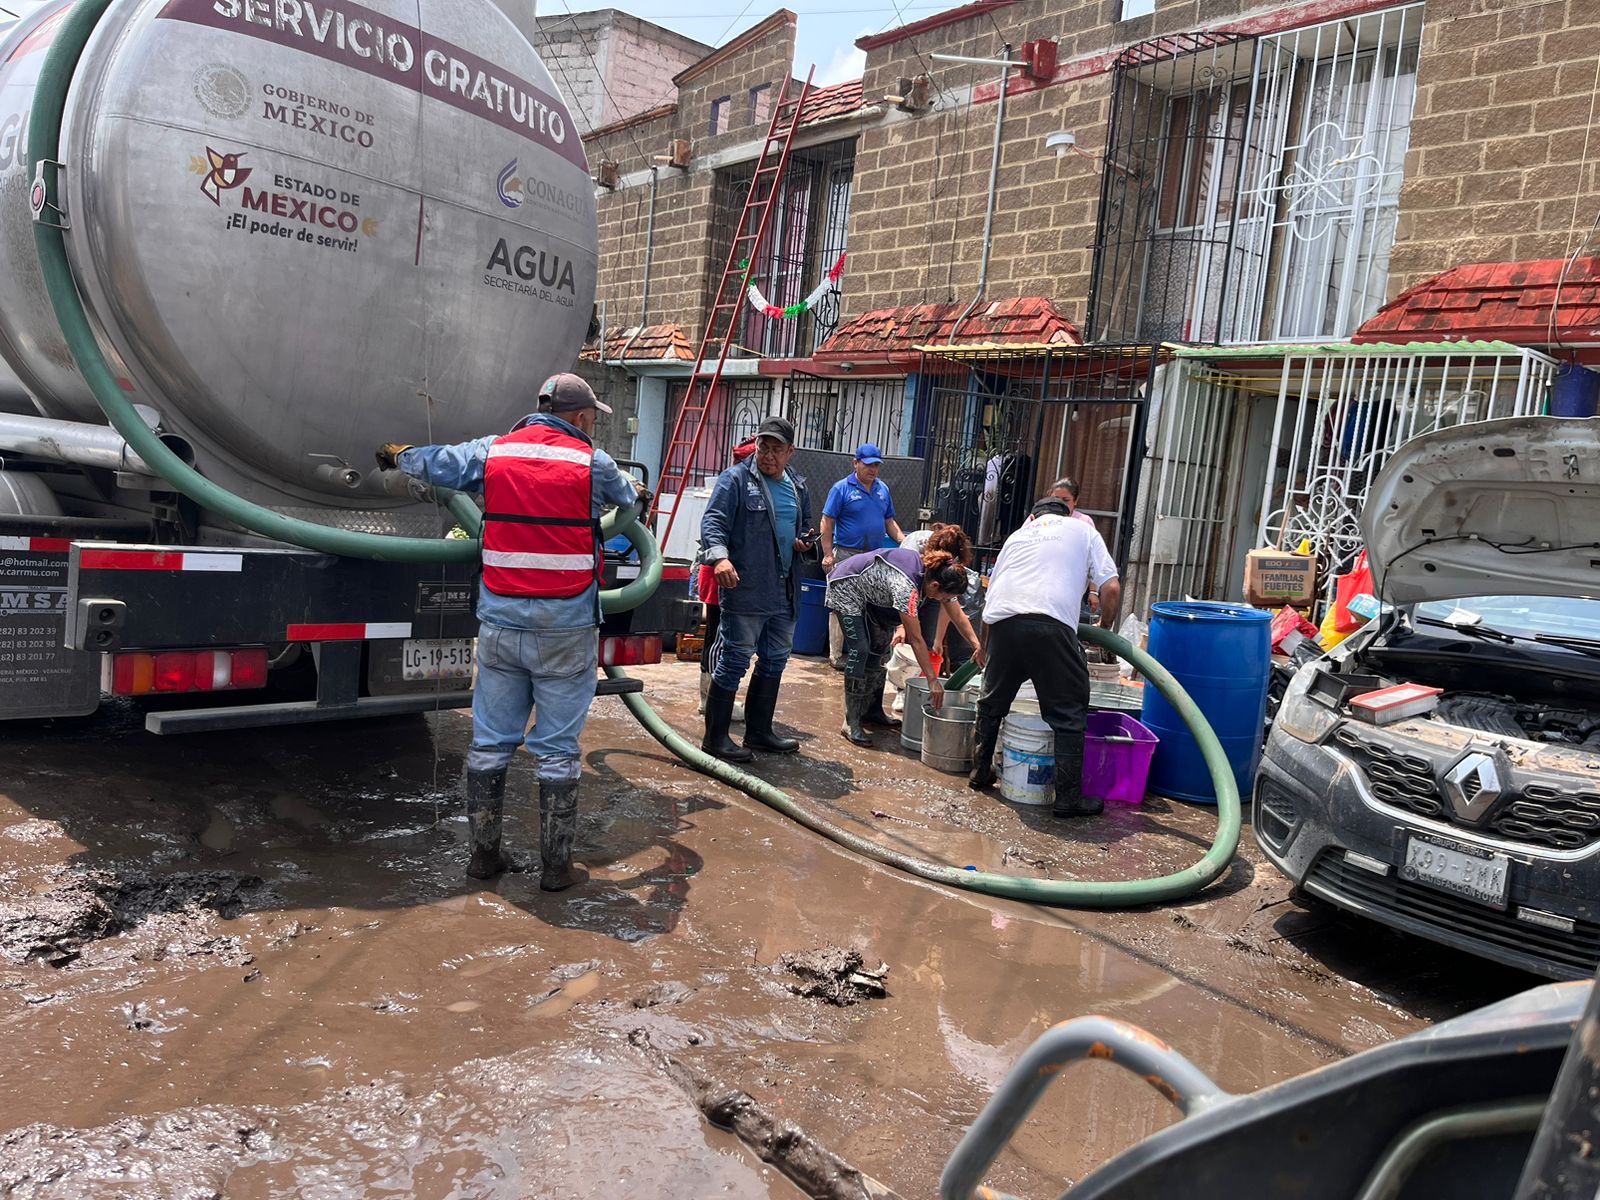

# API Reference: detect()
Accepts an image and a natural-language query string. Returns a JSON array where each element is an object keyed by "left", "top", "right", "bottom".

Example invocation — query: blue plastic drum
[
  {"left": 1139, "top": 601, "right": 1272, "bottom": 805},
  {"left": 794, "top": 578, "right": 830, "bottom": 656}
]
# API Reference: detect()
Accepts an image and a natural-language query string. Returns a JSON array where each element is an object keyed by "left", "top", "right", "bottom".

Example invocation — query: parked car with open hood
[{"left": 1256, "top": 416, "right": 1600, "bottom": 979}]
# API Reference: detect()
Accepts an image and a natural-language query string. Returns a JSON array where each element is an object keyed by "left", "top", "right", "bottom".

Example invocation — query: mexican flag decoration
[{"left": 744, "top": 253, "right": 847, "bottom": 320}]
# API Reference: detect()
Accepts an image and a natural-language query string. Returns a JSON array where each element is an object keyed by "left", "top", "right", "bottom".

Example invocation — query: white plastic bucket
[
  {"left": 999, "top": 713, "right": 1056, "bottom": 806},
  {"left": 1011, "top": 682, "right": 1040, "bottom": 719}
]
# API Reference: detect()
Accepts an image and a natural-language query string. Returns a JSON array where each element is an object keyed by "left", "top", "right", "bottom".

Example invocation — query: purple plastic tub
[{"left": 1082, "top": 711, "right": 1159, "bottom": 805}]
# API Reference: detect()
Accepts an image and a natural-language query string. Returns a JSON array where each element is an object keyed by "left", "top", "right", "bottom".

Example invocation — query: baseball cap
[
  {"left": 539, "top": 372, "right": 612, "bottom": 414},
  {"left": 755, "top": 416, "right": 795, "bottom": 446},
  {"left": 854, "top": 443, "right": 883, "bottom": 463}
]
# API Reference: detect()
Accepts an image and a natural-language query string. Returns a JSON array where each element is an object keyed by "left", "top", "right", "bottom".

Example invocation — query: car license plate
[
  {"left": 401, "top": 638, "right": 474, "bottom": 682},
  {"left": 1400, "top": 835, "right": 1509, "bottom": 908}
]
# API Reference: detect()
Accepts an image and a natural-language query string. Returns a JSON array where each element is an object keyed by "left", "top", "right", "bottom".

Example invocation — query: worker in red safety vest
[{"left": 378, "top": 374, "right": 644, "bottom": 889}]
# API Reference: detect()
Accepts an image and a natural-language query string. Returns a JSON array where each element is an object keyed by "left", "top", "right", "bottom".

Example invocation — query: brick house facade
[{"left": 569, "top": 0, "right": 1600, "bottom": 595}]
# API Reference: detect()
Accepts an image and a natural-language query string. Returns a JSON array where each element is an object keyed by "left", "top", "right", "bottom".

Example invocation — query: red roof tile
[
  {"left": 1354, "top": 257, "right": 1600, "bottom": 347},
  {"left": 800, "top": 79, "right": 864, "bottom": 127},
  {"left": 816, "top": 298, "right": 1082, "bottom": 359},
  {"left": 582, "top": 323, "right": 696, "bottom": 362}
]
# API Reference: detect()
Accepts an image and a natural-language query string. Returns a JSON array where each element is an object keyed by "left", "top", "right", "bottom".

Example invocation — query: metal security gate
[
  {"left": 1140, "top": 360, "right": 1255, "bottom": 607},
  {"left": 1258, "top": 345, "right": 1558, "bottom": 585},
  {"left": 1088, "top": 4, "right": 1423, "bottom": 346},
  {"left": 662, "top": 378, "right": 773, "bottom": 489},
  {"left": 914, "top": 346, "right": 1159, "bottom": 568},
  {"left": 1133, "top": 343, "right": 1560, "bottom": 614},
  {"left": 783, "top": 371, "right": 905, "bottom": 453}
]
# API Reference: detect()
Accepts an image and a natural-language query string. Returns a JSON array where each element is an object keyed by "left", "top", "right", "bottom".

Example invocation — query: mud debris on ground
[
  {"left": 631, "top": 1029, "right": 900, "bottom": 1200},
  {"left": 0, "top": 868, "right": 264, "bottom": 969},
  {"left": 0, "top": 660, "right": 1549, "bottom": 1197},
  {"left": 777, "top": 946, "right": 890, "bottom": 1006}
]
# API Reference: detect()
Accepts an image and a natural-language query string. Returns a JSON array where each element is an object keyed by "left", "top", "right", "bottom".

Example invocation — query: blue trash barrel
[
  {"left": 1551, "top": 363, "right": 1600, "bottom": 417},
  {"left": 794, "top": 578, "right": 830, "bottom": 656},
  {"left": 1139, "top": 601, "right": 1272, "bottom": 805}
]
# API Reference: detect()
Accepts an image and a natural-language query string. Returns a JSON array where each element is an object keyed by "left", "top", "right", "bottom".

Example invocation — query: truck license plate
[
  {"left": 1400, "top": 835, "right": 1509, "bottom": 908},
  {"left": 401, "top": 638, "right": 474, "bottom": 681}
]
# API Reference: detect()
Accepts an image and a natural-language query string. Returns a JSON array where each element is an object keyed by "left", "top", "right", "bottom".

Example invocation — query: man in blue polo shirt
[{"left": 820, "top": 444, "right": 905, "bottom": 669}]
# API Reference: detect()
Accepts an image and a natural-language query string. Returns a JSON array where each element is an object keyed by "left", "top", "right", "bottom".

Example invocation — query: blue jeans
[
  {"left": 707, "top": 609, "right": 796, "bottom": 690},
  {"left": 468, "top": 622, "right": 597, "bottom": 781}
]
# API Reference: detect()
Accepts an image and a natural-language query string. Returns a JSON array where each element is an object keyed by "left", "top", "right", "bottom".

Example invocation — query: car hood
[{"left": 1361, "top": 415, "right": 1600, "bottom": 605}]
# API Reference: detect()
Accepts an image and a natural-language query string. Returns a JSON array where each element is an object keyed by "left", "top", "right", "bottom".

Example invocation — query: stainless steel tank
[{"left": 0, "top": 0, "right": 597, "bottom": 515}]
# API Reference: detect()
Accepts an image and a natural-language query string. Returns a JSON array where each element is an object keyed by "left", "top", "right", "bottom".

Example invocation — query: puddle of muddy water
[{"left": 0, "top": 660, "right": 1547, "bottom": 1198}]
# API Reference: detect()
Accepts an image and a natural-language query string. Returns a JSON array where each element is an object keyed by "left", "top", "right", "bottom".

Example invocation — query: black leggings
[{"left": 836, "top": 606, "right": 898, "bottom": 679}]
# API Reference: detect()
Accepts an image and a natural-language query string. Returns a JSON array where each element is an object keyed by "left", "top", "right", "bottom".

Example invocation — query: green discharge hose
[
  {"left": 608, "top": 622, "right": 1241, "bottom": 908},
  {"left": 33, "top": 0, "right": 1234, "bottom": 906}
]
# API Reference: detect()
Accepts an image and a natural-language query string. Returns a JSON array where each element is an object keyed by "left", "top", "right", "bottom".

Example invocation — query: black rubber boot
[
  {"left": 1050, "top": 743, "right": 1101, "bottom": 818},
  {"left": 840, "top": 676, "right": 874, "bottom": 746},
  {"left": 968, "top": 715, "right": 1002, "bottom": 790},
  {"left": 538, "top": 780, "right": 586, "bottom": 891},
  {"left": 465, "top": 767, "right": 510, "bottom": 879},
  {"left": 861, "top": 664, "right": 900, "bottom": 729},
  {"left": 743, "top": 674, "right": 799, "bottom": 753},
  {"left": 702, "top": 681, "right": 755, "bottom": 763}
]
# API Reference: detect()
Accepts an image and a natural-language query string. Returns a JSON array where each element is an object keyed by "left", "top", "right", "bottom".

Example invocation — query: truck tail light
[
  {"left": 106, "top": 648, "right": 270, "bottom": 696},
  {"left": 600, "top": 634, "right": 660, "bottom": 667}
]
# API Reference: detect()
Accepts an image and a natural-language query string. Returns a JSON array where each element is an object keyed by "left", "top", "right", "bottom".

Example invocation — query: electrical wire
[{"left": 1548, "top": 53, "right": 1600, "bottom": 353}]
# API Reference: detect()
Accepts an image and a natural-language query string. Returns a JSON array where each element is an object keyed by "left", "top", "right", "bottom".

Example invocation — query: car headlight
[{"left": 1275, "top": 667, "right": 1340, "bottom": 744}]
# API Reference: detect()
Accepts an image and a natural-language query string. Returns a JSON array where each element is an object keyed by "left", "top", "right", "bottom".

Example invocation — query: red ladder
[{"left": 650, "top": 66, "right": 816, "bottom": 552}]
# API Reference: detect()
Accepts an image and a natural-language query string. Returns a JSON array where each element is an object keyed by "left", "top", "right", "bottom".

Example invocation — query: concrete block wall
[
  {"left": 1391, "top": 0, "right": 1600, "bottom": 294},
  {"left": 848, "top": 0, "right": 1600, "bottom": 329},
  {"left": 534, "top": 10, "right": 710, "bottom": 135},
  {"left": 585, "top": 13, "right": 799, "bottom": 350}
]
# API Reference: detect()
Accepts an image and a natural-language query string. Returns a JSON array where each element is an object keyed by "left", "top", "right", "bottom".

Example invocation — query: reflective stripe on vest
[{"left": 481, "top": 422, "right": 599, "bottom": 599}]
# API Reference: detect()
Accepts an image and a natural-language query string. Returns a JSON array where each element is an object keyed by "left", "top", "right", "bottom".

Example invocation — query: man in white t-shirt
[{"left": 970, "top": 496, "right": 1122, "bottom": 818}]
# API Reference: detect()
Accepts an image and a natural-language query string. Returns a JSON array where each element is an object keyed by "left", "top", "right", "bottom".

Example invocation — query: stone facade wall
[
  {"left": 1391, "top": 0, "right": 1600, "bottom": 294},
  {"left": 584, "top": 0, "right": 1600, "bottom": 358}
]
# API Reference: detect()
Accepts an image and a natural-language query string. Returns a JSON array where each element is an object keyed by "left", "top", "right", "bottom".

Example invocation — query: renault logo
[{"left": 1443, "top": 751, "right": 1504, "bottom": 823}]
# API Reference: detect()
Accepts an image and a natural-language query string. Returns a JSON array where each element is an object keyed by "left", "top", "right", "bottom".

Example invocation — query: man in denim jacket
[{"left": 698, "top": 416, "right": 814, "bottom": 762}]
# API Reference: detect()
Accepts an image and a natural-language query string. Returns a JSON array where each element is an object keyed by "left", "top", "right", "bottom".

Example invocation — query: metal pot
[{"left": 920, "top": 699, "right": 977, "bottom": 773}]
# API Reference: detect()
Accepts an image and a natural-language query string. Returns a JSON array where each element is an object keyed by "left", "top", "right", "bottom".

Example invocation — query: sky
[
  {"left": 0, "top": 0, "right": 931, "bottom": 87},
  {"left": 551, "top": 0, "right": 956, "bottom": 86}
]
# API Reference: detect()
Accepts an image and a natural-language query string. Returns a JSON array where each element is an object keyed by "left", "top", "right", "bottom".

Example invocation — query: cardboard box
[{"left": 1244, "top": 549, "right": 1317, "bottom": 607}]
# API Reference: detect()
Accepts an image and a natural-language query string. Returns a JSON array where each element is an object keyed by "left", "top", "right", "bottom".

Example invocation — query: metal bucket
[
  {"left": 903, "top": 676, "right": 978, "bottom": 752},
  {"left": 920, "top": 700, "right": 977, "bottom": 773}
]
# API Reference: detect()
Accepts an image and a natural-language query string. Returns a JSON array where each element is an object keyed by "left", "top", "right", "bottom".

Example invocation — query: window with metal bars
[
  {"left": 708, "top": 138, "right": 856, "bottom": 359},
  {"left": 1088, "top": 5, "right": 1421, "bottom": 346},
  {"left": 661, "top": 378, "right": 774, "bottom": 491}
]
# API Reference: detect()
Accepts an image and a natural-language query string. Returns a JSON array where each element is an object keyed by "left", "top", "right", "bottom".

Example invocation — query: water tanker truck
[{"left": 0, "top": 0, "right": 687, "bottom": 732}]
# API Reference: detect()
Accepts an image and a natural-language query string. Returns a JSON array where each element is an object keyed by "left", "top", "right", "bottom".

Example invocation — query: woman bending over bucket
[{"left": 824, "top": 526, "right": 982, "bottom": 746}]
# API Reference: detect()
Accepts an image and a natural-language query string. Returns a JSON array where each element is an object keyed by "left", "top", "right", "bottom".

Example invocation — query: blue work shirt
[
  {"left": 397, "top": 414, "right": 637, "bottom": 631},
  {"left": 701, "top": 457, "right": 812, "bottom": 618},
  {"left": 823, "top": 473, "right": 896, "bottom": 550},
  {"left": 770, "top": 473, "right": 799, "bottom": 574}
]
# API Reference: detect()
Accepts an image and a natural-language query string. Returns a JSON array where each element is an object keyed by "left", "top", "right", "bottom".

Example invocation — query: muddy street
[{"left": 0, "top": 658, "right": 1539, "bottom": 1198}]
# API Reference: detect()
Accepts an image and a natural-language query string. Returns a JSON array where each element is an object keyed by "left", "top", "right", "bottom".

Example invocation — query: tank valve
[{"left": 310, "top": 458, "right": 365, "bottom": 490}]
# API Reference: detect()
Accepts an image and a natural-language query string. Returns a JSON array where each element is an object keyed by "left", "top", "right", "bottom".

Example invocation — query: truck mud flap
[{"left": 0, "top": 537, "right": 98, "bottom": 720}]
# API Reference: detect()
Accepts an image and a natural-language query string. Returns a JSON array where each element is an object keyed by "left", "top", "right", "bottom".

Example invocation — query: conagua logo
[
  {"left": 497, "top": 159, "right": 523, "bottom": 209},
  {"left": 196, "top": 146, "right": 251, "bottom": 205}
]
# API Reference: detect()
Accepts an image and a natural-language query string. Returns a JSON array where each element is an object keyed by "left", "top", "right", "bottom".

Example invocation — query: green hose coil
[{"left": 608, "top": 621, "right": 1241, "bottom": 909}]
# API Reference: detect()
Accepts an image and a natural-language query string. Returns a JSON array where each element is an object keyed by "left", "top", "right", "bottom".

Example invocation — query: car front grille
[
  {"left": 1333, "top": 727, "right": 1600, "bottom": 851},
  {"left": 1307, "top": 852, "right": 1600, "bottom": 980}
]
